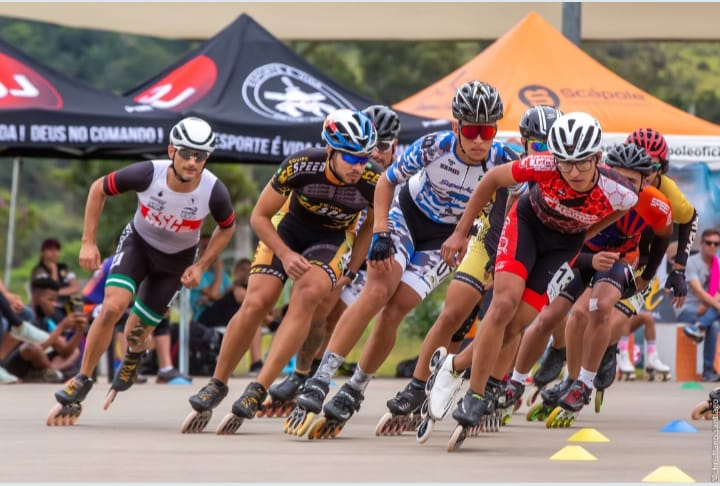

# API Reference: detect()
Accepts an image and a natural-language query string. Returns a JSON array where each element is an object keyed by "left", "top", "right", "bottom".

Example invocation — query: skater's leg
[
  {"left": 212, "top": 273, "right": 282, "bottom": 383},
  {"left": 79, "top": 286, "right": 133, "bottom": 377},
  {"left": 564, "top": 290, "right": 591, "bottom": 380}
]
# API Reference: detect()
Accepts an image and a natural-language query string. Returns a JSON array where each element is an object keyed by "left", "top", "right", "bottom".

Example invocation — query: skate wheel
[
  {"left": 307, "top": 416, "right": 328, "bottom": 440},
  {"left": 545, "top": 406, "right": 563, "bottom": 428},
  {"left": 447, "top": 424, "right": 467, "bottom": 452},
  {"left": 416, "top": 417, "right": 435, "bottom": 444},
  {"left": 46, "top": 402, "right": 82, "bottom": 426},
  {"left": 375, "top": 412, "right": 393, "bottom": 436},
  {"left": 526, "top": 388, "right": 540, "bottom": 407},
  {"left": 181, "top": 409, "right": 212, "bottom": 433},
  {"left": 420, "top": 398, "right": 430, "bottom": 419},
  {"left": 501, "top": 411, "right": 512, "bottom": 426},
  {"left": 526, "top": 403, "right": 542, "bottom": 422},
  {"left": 691, "top": 401, "right": 711, "bottom": 420},
  {"left": 429, "top": 347, "right": 447, "bottom": 373},
  {"left": 103, "top": 389, "right": 118, "bottom": 411},
  {"left": 594, "top": 389, "right": 604, "bottom": 414},
  {"left": 425, "top": 373, "right": 436, "bottom": 394},
  {"left": 215, "top": 412, "right": 245, "bottom": 435}
]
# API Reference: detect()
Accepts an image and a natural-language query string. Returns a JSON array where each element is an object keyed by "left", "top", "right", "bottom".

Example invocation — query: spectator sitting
[
  {"left": 190, "top": 234, "right": 231, "bottom": 321},
  {"left": 0, "top": 278, "right": 87, "bottom": 382},
  {"left": 677, "top": 228, "right": 720, "bottom": 382},
  {"left": 30, "top": 238, "right": 81, "bottom": 316}
]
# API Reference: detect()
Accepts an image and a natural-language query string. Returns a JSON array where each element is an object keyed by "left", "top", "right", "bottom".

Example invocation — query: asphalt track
[{"left": 0, "top": 377, "right": 713, "bottom": 484}]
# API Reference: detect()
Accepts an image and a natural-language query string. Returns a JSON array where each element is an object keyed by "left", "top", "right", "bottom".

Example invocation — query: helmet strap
[
  {"left": 170, "top": 153, "right": 191, "bottom": 184},
  {"left": 456, "top": 135, "right": 487, "bottom": 172},
  {"left": 327, "top": 150, "right": 345, "bottom": 182}
]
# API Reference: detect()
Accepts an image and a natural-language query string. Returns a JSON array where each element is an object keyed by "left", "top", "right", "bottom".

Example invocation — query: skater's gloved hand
[
  {"left": 367, "top": 232, "right": 395, "bottom": 272},
  {"left": 664, "top": 269, "right": 687, "bottom": 308}
]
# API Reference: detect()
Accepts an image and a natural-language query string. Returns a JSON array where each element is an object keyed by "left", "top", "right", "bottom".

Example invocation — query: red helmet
[{"left": 625, "top": 128, "right": 669, "bottom": 173}]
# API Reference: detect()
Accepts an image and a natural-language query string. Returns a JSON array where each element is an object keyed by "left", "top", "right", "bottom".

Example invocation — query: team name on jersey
[
  {"left": 140, "top": 205, "right": 202, "bottom": 232},
  {"left": 277, "top": 159, "right": 326, "bottom": 184}
]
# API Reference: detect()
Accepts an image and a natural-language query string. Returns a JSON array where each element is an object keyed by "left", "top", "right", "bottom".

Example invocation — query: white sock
[
  {"left": 578, "top": 367, "right": 596, "bottom": 389},
  {"left": 511, "top": 370, "right": 529, "bottom": 383}
]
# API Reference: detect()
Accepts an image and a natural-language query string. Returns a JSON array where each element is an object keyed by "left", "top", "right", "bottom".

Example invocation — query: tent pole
[
  {"left": 562, "top": 3, "right": 582, "bottom": 46},
  {"left": 4, "top": 157, "right": 20, "bottom": 287},
  {"left": 178, "top": 287, "right": 190, "bottom": 376}
]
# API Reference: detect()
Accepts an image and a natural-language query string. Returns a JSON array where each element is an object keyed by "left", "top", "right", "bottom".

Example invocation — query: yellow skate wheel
[
  {"left": 307, "top": 416, "right": 327, "bottom": 440},
  {"left": 546, "top": 406, "right": 563, "bottom": 429},
  {"left": 594, "top": 389, "right": 604, "bottom": 414},
  {"left": 293, "top": 411, "right": 316, "bottom": 437}
]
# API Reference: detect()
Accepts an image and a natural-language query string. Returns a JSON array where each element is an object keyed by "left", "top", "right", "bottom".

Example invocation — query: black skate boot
[
  {"left": 259, "top": 372, "right": 307, "bottom": 418},
  {"left": 526, "top": 377, "right": 572, "bottom": 422},
  {"left": 528, "top": 346, "right": 566, "bottom": 406},
  {"left": 181, "top": 378, "right": 229, "bottom": 434},
  {"left": 307, "top": 383, "right": 364, "bottom": 440},
  {"left": 448, "top": 390, "right": 491, "bottom": 451},
  {"left": 376, "top": 380, "right": 426, "bottom": 436},
  {"left": 285, "top": 377, "right": 329, "bottom": 436},
  {"left": 216, "top": 382, "right": 268, "bottom": 435},
  {"left": 546, "top": 379, "right": 592, "bottom": 428},
  {"left": 593, "top": 344, "right": 618, "bottom": 413},
  {"left": 692, "top": 387, "right": 720, "bottom": 420},
  {"left": 47, "top": 374, "right": 94, "bottom": 426},
  {"left": 103, "top": 350, "right": 144, "bottom": 411}
]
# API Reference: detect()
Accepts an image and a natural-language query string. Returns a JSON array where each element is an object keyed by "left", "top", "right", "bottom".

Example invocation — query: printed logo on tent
[
  {"left": 242, "top": 63, "right": 354, "bottom": 122},
  {"left": 134, "top": 55, "right": 217, "bottom": 111},
  {"left": 518, "top": 85, "right": 560, "bottom": 109},
  {"left": 0, "top": 53, "right": 62, "bottom": 109}
]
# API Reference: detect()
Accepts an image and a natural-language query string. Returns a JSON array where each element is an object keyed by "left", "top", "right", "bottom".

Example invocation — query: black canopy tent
[
  {"left": 125, "top": 14, "right": 450, "bottom": 164},
  {"left": 0, "top": 38, "right": 177, "bottom": 160}
]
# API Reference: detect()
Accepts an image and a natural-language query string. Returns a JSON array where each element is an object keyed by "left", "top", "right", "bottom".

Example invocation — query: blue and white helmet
[{"left": 322, "top": 109, "right": 378, "bottom": 155}]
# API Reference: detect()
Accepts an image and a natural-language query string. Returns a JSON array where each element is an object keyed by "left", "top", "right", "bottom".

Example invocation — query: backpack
[{"left": 170, "top": 322, "right": 223, "bottom": 377}]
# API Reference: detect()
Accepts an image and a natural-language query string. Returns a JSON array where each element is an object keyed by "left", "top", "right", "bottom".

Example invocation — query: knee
[
  {"left": 362, "top": 282, "right": 393, "bottom": 305},
  {"left": 98, "top": 300, "right": 128, "bottom": 323},
  {"left": 487, "top": 295, "right": 520, "bottom": 322}
]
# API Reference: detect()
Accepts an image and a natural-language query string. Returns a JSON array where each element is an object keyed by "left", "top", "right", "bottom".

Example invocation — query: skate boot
[
  {"left": 215, "top": 382, "right": 267, "bottom": 435},
  {"left": 692, "top": 387, "right": 720, "bottom": 420},
  {"left": 103, "top": 350, "right": 144, "bottom": 410},
  {"left": 307, "top": 383, "right": 364, "bottom": 440},
  {"left": 181, "top": 378, "right": 229, "bottom": 433},
  {"left": 47, "top": 374, "right": 93, "bottom": 426},
  {"left": 645, "top": 352, "right": 671, "bottom": 382},
  {"left": 376, "top": 380, "right": 425, "bottom": 437},
  {"left": 617, "top": 349, "right": 635, "bottom": 381},
  {"left": 593, "top": 344, "right": 618, "bottom": 413},
  {"left": 0, "top": 365, "right": 18, "bottom": 384},
  {"left": 527, "top": 346, "right": 566, "bottom": 406},
  {"left": 546, "top": 379, "right": 592, "bottom": 428},
  {"left": 285, "top": 377, "right": 329, "bottom": 436},
  {"left": 526, "top": 377, "right": 572, "bottom": 422},
  {"left": 258, "top": 372, "right": 307, "bottom": 418},
  {"left": 498, "top": 379, "right": 524, "bottom": 426},
  {"left": 426, "top": 347, "right": 465, "bottom": 420},
  {"left": 447, "top": 390, "right": 491, "bottom": 451}
]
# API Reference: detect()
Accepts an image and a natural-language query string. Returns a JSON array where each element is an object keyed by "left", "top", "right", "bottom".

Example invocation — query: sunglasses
[
  {"left": 340, "top": 152, "right": 370, "bottom": 165},
  {"left": 529, "top": 140, "right": 548, "bottom": 152},
  {"left": 376, "top": 140, "right": 394, "bottom": 152},
  {"left": 176, "top": 147, "right": 209, "bottom": 162},
  {"left": 556, "top": 157, "right": 595, "bottom": 174},
  {"left": 459, "top": 124, "right": 498, "bottom": 141},
  {"left": 703, "top": 240, "right": 720, "bottom": 247}
]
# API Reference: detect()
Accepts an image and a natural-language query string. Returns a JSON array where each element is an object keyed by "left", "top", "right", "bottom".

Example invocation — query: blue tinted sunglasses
[
  {"left": 340, "top": 152, "right": 370, "bottom": 165},
  {"left": 529, "top": 140, "right": 548, "bottom": 152}
]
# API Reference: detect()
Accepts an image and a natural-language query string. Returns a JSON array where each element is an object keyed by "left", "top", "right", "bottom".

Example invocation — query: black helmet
[
  {"left": 362, "top": 105, "right": 400, "bottom": 140},
  {"left": 604, "top": 143, "right": 655, "bottom": 175},
  {"left": 451, "top": 81, "right": 504, "bottom": 124},
  {"left": 519, "top": 105, "right": 562, "bottom": 140}
]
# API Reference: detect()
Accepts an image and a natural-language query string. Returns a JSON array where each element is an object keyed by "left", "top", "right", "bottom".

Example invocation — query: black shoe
[
  {"left": 540, "top": 377, "right": 573, "bottom": 407},
  {"left": 533, "top": 346, "right": 566, "bottom": 387},
  {"left": 593, "top": 344, "right": 618, "bottom": 390},
  {"left": 54, "top": 374, "right": 93, "bottom": 405},
  {"left": 324, "top": 383, "right": 364, "bottom": 422},
  {"left": 112, "top": 350, "right": 144, "bottom": 391},
  {"left": 295, "top": 377, "right": 329, "bottom": 414},
  {"left": 189, "top": 378, "right": 229, "bottom": 412},
  {"left": 231, "top": 382, "right": 268, "bottom": 418},
  {"left": 269, "top": 372, "right": 307, "bottom": 402},
  {"left": 559, "top": 380, "right": 592, "bottom": 412},
  {"left": 386, "top": 380, "right": 426, "bottom": 415},
  {"left": 452, "top": 389, "right": 489, "bottom": 427}
]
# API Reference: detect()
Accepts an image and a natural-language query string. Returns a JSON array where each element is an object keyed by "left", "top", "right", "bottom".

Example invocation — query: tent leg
[
  {"left": 178, "top": 287, "right": 190, "bottom": 376},
  {"left": 4, "top": 157, "right": 21, "bottom": 287}
]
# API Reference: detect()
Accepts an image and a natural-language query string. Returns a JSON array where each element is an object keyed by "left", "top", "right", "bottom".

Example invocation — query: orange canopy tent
[{"left": 395, "top": 12, "right": 720, "bottom": 168}]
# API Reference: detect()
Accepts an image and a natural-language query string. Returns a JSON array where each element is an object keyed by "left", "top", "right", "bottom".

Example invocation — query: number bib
[{"left": 547, "top": 262, "right": 574, "bottom": 302}]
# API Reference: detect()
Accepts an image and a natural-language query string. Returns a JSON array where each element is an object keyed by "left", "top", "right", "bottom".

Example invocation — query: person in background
[{"left": 31, "top": 238, "right": 82, "bottom": 316}]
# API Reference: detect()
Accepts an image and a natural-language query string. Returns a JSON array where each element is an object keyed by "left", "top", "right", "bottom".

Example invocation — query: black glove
[
  {"left": 368, "top": 231, "right": 396, "bottom": 261},
  {"left": 664, "top": 269, "right": 687, "bottom": 298}
]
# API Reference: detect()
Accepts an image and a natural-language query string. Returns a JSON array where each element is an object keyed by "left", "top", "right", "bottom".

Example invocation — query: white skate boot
[
  {"left": 10, "top": 321, "right": 50, "bottom": 345},
  {"left": 617, "top": 349, "right": 635, "bottom": 381},
  {"left": 417, "top": 347, "right": 466, "bottom": 444},
  {"left": 645, "top": 352, "right": 671, "bottom": 381}
]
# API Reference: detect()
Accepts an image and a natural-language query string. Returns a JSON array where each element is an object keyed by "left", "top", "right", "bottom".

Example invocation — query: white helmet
[
  {"left": 321, "top": 109, "right": 377, "bottom": 155},
  {"left": 170, "top": 117, "right": 216, "bottom": 153},
  {"left": 547, "top": 112, "right": 602, "bottom": 161}
]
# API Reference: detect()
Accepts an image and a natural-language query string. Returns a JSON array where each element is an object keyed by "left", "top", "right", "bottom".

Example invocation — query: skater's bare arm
[{"left": 79, "top": 178, "right": 106, "bottom": 271}]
